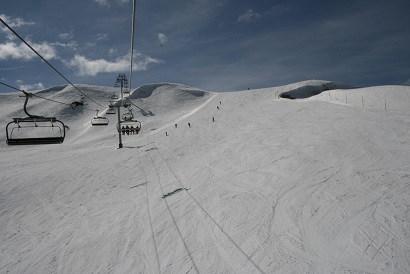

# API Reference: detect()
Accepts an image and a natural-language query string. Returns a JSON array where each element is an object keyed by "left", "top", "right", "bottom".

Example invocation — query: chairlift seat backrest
[
  {"left": 117, "top": 119, "right": 141, "bottom": 134},
  {"left": 91, "top": 116, "right": 109, "bottom": 126},
  {"left": 13, "top": 117, "right": 57, "bottom": 123},
  {"left": 106, "top": 108, "right": 116, "bottom": 114},
  {"left": 7, "top": 137, "right": 64, "bottom": 145}
]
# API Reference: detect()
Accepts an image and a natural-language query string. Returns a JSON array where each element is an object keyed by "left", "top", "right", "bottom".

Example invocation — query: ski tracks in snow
[{"left": 133, "top": 134, "right": 267, "bottom": 273}]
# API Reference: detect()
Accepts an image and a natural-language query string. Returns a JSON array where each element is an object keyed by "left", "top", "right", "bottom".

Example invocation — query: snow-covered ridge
[
  {"left": 130, "top": 82, "right": 209, "bottom": 100},
  {"left": 0, "top": 82, "right": 213, "bottom": 144}
]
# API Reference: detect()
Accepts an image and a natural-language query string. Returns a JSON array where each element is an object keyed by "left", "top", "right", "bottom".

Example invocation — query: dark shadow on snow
[
  {"left": 279, "top": 82, "right": 357, "bottom": 99},
  {"left": 162, "top": 187, "right": 190, "bottom": 199}
]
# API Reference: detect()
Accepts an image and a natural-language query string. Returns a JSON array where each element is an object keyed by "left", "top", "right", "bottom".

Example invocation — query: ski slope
[{"left": 0, "top": 81, "right": 410, "bottom": 273}]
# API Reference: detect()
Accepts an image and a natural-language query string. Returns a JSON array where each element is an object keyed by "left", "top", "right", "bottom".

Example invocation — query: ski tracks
[
  {"left": 136, "top": 139, "right": 267, "bottom": 273},
  {"left": 136, "top": 144, "right": 199, "bottom": 273}
]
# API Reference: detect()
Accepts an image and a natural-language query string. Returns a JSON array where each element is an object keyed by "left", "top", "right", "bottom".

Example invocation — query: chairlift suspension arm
[{"left": 22, "top": 91, "right": 41, "bottom": 118}]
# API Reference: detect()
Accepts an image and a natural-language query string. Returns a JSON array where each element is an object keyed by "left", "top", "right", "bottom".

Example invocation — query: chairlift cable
[
  {"left": 0, "top": 80, "right": 97, "bottom": 112},
  {"left": 0, "top": 80, "right": 23, "bottom": 92},
  {"left": 124, "top": 96, "right": 155, "bottom": 113},
  {"left": 32, "top": 93, "right": 97, "bottom": 112},
  {"left": 0, "top": 17, "right": 105, "bottom": 109},
  {"left": 128, "top": 0, "right": 137, "bottom": 95},
  {"left": 31, "top": 93, "right": 75, "bottom": 107}
]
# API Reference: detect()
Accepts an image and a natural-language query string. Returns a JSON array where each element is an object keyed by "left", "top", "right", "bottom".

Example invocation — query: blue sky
[{"left": 1, "top": 0, "right": 410, "bottom": 92}]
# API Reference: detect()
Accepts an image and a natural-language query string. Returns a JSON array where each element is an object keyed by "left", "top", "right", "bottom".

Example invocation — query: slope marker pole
[{"left": 117, "top": 105, "right": 123, "bottom": 149}]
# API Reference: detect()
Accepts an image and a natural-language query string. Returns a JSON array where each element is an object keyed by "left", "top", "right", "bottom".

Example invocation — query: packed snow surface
[{"left": 1, "top": 81, "right": 410, "bottom": 273}]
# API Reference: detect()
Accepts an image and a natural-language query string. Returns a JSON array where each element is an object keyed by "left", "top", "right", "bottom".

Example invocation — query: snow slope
[{"left": 0, "top": 81, "right": 409, "bottom": 273}]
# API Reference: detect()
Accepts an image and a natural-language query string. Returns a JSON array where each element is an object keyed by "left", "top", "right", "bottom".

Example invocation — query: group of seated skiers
[{"left": 121, "top": 125, "right": 140, "bottom": 135}]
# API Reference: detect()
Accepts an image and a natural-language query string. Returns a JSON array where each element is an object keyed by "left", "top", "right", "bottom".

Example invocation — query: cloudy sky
[{"left": 1, "top": 0, "right": 410, "bottom": 92}]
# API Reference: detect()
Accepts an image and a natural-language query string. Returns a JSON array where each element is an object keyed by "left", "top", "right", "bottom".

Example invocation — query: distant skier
[
  {"left": 188, "top": 122, "right": 191, "bottom": 128},
  {"left": 217, "top": 106, "right": 219, "bottom": 110},
  {"left": 175, "top": 124, "right": 177, "bottom": 128},
  {"left": 166, "top": 132, "right": 168, "bottom": 136},
  {"left": 212, "top": 117, "right": 215, "bottom": 122}
]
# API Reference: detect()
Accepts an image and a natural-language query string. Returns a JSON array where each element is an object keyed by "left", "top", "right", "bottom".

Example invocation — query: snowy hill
[{"left": 1, "top": 80, "right": 410, "bottom": 273}]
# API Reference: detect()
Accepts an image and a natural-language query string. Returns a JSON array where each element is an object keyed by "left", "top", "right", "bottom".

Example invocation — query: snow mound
[{"left": 279, "top": 80, "right": 356, "bottom": 99}]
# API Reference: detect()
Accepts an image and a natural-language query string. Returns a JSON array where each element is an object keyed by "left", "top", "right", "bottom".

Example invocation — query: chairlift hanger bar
[{"left": 0, "top": 17, "right": 105, "bottom": 109}]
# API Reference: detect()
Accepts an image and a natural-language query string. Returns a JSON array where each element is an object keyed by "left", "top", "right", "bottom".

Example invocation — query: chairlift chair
[
  {"left": 91, "top": 110, "right": 109, "bottom": 126},
  {"left": 122, "top": 98, "right": 131, "bottom": 108},
  {"left": 122, "top": 108, "right": 134, "bottom": 121},
  {"left": 106, "top": 104, "right": 116, "bottom": 114},
  {"left": 6, "top": 92, "right": 66, "bottom": 145},
  {"left": 111, "top": 92, "right": 118, "bottom": 99},
  {"left": 117, "top": 119, "right": 141, "bottom": 135}
]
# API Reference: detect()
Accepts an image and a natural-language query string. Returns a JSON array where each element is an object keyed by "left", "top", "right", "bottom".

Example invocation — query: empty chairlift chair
[
  {"left": 91, "top": 110, "right": 109, "bottom": 126},
  {"left": 6, "top": 92, "right": 66, "bottom": 145},
  {"left": 122, "top": 108, "right": 134, "bottom": 121},
  {"left": 106, "top": 103, "right": 116, "bottom": 114},
  {"left": 111, "top": 92, "right": 118, "bottom": 99}
]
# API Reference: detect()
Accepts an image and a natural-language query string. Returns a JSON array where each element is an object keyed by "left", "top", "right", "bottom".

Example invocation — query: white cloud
[
  {"left": 158, "top": 33, "right": 168, "bottom": 46},
  {"left": 51, "top": 41, "right": 78, "bottom": 50},
  {"left": 238, "top": 9, "right": 261, "bottom": 22},
  {"left": 0, "top": 14, "right": 35, "bottom": 29},
  {"left": 65, "top": 52, "right": 162, "bottom": 76},
  {"left": 95, "top": 33, "right": 108, "bottom": 41},
  {"left": 1, "top": 14, "right": 35, "bottom": 40},
  {"left": 85, "top": 42, "right": 96, "bottom": 48},
  {"left": 94, "top": 0, "right": 110, "bottom": 7},
  {"left": 0, "top": 41, "right": 57, "bottom": 60},
  {"left": 134, "top": 52, "right": 163, "bottom": 71},
  {"left": 59, "top": 32, "right": 74, "bottom": 40},
  {"left": 109, "top": 48, "right": 118, "bottom": 55},
  {"left": 16, "top": 81, "right": 45, "bottom": 91}
]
